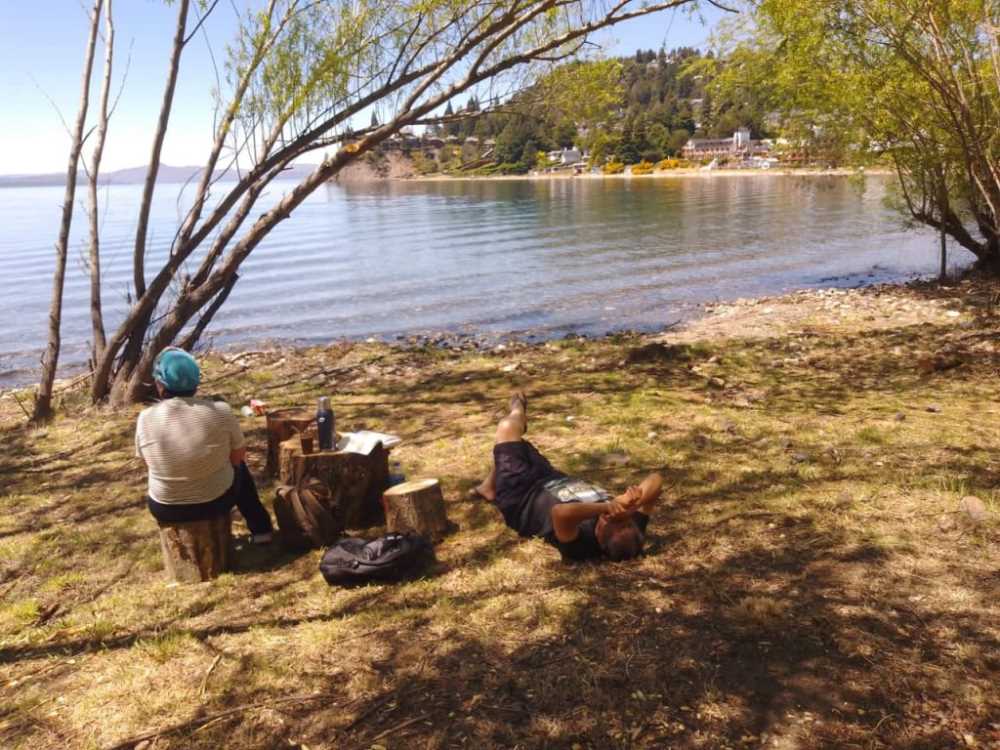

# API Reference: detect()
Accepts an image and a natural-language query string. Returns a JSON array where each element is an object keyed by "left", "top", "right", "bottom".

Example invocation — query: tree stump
[
  {"left": 278, "top": 436, "right": 388, "bottom": 528},
  {"left": 382, "top": 479, "right": 452, "bottom": 542},
  {"left": 265, "top": 408, "right": 315, "bottom": 476},
  {"left": 158, "top": 514, "right": 232, "bottom": 583}
]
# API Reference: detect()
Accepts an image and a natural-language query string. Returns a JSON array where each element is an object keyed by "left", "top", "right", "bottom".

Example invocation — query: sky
[{"left": 0, "top": 1, "right": 728, "bottom": 176}]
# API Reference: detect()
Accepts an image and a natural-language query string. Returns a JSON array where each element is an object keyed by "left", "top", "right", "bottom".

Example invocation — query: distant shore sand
[{"left": 403, "top": 166, "right": 891, "bottom": 182}]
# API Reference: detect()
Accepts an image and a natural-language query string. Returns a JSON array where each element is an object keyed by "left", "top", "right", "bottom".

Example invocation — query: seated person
[
  {"left": 136, "top": 347, "right": 274, "bottom": 542},
  {"left": 472, "top": 393, "right": 662, "bottom": 561}
]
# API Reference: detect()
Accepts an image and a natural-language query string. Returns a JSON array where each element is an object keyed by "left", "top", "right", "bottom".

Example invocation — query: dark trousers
[{"left": 146, "top": 462, "right": 274, "bottom": 535}]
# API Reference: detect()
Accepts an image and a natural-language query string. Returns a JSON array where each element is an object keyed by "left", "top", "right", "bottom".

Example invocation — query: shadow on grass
[
  {"left": 2, "top": 300, "right": 1000, "bottom": 749},
  {"left": 114, "top": 507, "right": 998, "bottom": 749}
]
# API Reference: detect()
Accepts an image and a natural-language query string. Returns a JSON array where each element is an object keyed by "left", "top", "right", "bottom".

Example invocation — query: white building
[{"left": 546, "top": 148, "right": 583, "bottom": 166}]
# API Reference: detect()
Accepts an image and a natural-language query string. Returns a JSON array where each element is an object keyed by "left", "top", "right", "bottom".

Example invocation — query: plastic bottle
[{"left": 317, "top": 396, "right": 335, "bottom": 451}]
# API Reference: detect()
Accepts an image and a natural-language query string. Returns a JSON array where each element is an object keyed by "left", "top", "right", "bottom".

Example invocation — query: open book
[{"left": 335, "top": 430, "right": 401, "bottom": 455}]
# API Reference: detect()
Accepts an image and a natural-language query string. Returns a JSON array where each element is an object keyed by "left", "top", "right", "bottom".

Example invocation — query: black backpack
[{"left": 319, "top": 532, "right": 434, "bottom": 586}]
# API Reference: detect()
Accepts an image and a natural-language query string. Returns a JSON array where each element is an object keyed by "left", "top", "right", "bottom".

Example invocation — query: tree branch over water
[{"left": 50, "top": 0, "right": 704, "bottom": 407}]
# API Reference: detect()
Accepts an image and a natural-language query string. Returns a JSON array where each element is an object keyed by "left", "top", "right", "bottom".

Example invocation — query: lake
[{"left": 0, "top": 174, "right": 966, "bottom": 387}]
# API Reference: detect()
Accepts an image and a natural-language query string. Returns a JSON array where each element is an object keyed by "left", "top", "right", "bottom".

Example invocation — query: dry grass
[{"left": 0, "top": 280, "right": 998, "bottom": 749}]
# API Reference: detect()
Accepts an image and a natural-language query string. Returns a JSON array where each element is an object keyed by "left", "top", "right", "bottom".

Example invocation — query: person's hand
[
  {"left": 619, "top": 485, "right": 643, "bottom": 509},
  {"left": 605, "top": 499, "right": 629, "bottom": 519}
]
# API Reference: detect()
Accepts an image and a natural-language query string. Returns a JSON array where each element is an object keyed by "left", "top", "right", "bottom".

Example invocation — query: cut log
[
  {"left": 158, "top": 514, "right": 232, "bottom": 583},
  {"left": 278, "top": 436, "right": 388, "bottom": 529},
  {"left": 265, "top": 408, "right": 315, "bottom": 476},
  {"left": 382, "top": 479, "right": 452, "bottom": 542}
]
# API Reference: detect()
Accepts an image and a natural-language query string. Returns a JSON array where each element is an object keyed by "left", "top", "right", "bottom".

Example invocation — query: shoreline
[
  {"left": 389, "top": 166, "right": 892, "bottom": 183},
  {"left": 0, "top": 272, "right": 967, "bottom": 400}
]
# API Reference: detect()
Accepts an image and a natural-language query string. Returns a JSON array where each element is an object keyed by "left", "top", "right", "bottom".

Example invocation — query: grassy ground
[{"left": 0, "top": 280, "right": 998, "bottom": 750}]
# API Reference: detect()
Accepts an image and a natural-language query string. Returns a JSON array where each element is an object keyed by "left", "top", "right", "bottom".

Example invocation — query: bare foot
[{"left": 509, "top": 391, "right": 528, "bottom": 433}]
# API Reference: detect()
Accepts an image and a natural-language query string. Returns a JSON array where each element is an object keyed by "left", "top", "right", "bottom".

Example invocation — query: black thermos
[{"left": 317, "top": 396, "right": 335, "bottom": 450}]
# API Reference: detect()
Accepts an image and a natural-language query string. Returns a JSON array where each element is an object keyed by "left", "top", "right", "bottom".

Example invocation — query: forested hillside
[{"left": 418, "top": 47, "right": 775, "bottom": 174}]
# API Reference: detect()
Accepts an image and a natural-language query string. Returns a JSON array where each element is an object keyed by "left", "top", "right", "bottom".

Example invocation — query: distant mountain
[{"left": 0, "top": 163, "right": 321, "bottom": 188}]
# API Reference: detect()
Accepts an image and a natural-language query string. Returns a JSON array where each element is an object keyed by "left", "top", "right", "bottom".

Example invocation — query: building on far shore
[
  {"left": 682, "top": 128, "right": 773, "bottom": 163},
  {"left": 546, "top": 147, "right": 583, "bottom": 166}
]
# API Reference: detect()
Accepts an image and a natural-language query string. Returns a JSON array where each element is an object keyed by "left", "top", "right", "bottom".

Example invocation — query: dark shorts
[{"left": 493, "top": 440, "right": 565, "bottom": 530}]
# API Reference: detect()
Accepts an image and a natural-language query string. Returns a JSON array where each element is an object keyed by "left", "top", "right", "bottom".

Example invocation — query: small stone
[
  {"left": 501, "top": 363, "right": 520, "bottom": 373},
  {"left": 136, "top": 742, "right": 152, "bottom": 750},
  {"left": 792, "top": 452, "right": 809, "bottom": 463},
  {"left": 707, "top": 376, "right": 726, "bottom": 390},
  {"left": 926, "top": 404, "right": 942, "bottom": 413},
  {"left": 946, "top": 310, "right": 961, "bottom": 318},
  {"left": 959, "top": 496, "right": 988, "bottom": 523},
  {"left": 647, "top": 431, "right": 658, "bottom": 440},
  {"left": 565, "top": 416, "right": 575, "bottom": 422},
  {"left": 893, "top": 412, "right": 906, "bottom": 421},
  {"left": 601, "top": 452, "right": 630, "bottom": 467}
]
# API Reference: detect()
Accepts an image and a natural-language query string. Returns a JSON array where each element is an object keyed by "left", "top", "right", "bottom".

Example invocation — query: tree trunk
[
  {"left": 939, "top": 226, "right": 947, "bottom": 282},
  {"left": 133, "top": 0, "right": 189, "bottom": 299},
  {"left": 382, "top": 479, "right": 453, "bottom": 542},
  {"left": 177, "top": 272, "right": 239, "bottom": 352},
  {"left": 158, "top": 514, "right": 232, "bottom": 583},
  {"left": 32, "top": 0, "right": 103, "bottom": 423},
  {"left": 87, "top": 0, "right": 114, "bottom": 363},
  {"left": 278, "top": 436, "right": 388, "bottom": 529},
  {"left": 95, "top": 0, "right": 191, "bottom": 407}
]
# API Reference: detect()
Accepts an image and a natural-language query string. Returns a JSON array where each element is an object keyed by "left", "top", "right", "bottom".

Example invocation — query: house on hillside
[
  {"left": 546, "top": 148, "right": 583, "bottom": 166},
  {"left": 682, "top": 128, "right": 772, "bottom": 162}
]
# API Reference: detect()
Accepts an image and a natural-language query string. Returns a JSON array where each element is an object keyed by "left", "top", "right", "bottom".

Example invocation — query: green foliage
[
  {"left": 602, "top": 161, "right": 625, "bottom": 174},
  {"left": 533, "top": 59, "right": 624, "bottom": 129},
  {"left": 724, "top": 0, "right": 1000, "bottom": 265}
]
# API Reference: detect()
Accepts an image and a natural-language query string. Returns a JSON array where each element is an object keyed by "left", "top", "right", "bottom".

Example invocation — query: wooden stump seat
[
  {"left": 382, "top": 478, "right": 452, "bottom": 542},
  {"left": 278, "top": 435, "right": 388, "bottom": 531},
  {"left": 265, "top": 408, "right": 315, "bottom": 476},
  {"left": 158, "top": 514, "right": 232, "bottom": 583}
]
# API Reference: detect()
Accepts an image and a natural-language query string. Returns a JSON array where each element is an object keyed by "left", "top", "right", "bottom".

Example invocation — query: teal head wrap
[{"left": 153, "top": 347, "right": 201, "bottom": 393}]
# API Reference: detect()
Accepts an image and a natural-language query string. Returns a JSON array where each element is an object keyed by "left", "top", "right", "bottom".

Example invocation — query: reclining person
[
  {"left": 472, "top": 393, "right": 662, "bottom": 561},
  {"left": 136, "top": 348, "right": 274, "bottom": 542}
]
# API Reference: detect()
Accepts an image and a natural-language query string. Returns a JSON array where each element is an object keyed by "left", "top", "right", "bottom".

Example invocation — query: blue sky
[{"left": 0, "top": 2, "right": 727, "bottom": 176}]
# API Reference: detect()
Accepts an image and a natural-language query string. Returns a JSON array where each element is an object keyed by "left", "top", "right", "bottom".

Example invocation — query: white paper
[{"left": 335, "top": 430, "right": 401, "bottom": 454}]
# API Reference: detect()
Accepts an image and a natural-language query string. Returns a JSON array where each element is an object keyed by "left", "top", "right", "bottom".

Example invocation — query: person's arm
[
  {"left": 551, "top": 500, "right": 627, "bottom": 543},
  {"left": 134, "top": 412, "right": 146, "bottom": 461},
  {"left": 618, "top": 473, "right": 663, "bottom": 514},
  {"left": 224, "top": 404, "right": 247, "bottom": 466}
]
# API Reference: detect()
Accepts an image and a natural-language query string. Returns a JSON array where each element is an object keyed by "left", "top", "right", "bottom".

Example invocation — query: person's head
[
  {"left": 153, "top": 347, "right": 201, "bottom": 398},
  {"left": 595, "top": 513, "right": 644, "bottom": 561}
]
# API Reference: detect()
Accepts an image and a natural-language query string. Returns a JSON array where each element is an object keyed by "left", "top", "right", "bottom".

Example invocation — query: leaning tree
[
  {"left": 32, "top": 0, "right": 713, "bottom": 418},
  {"left": 718, "top": 0, "right": 1000, "bottom": 272}
]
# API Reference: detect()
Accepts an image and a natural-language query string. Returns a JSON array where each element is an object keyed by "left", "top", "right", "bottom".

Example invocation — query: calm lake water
[{"left": 0, "top": 174, "right": 967, "bottom": 387}]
